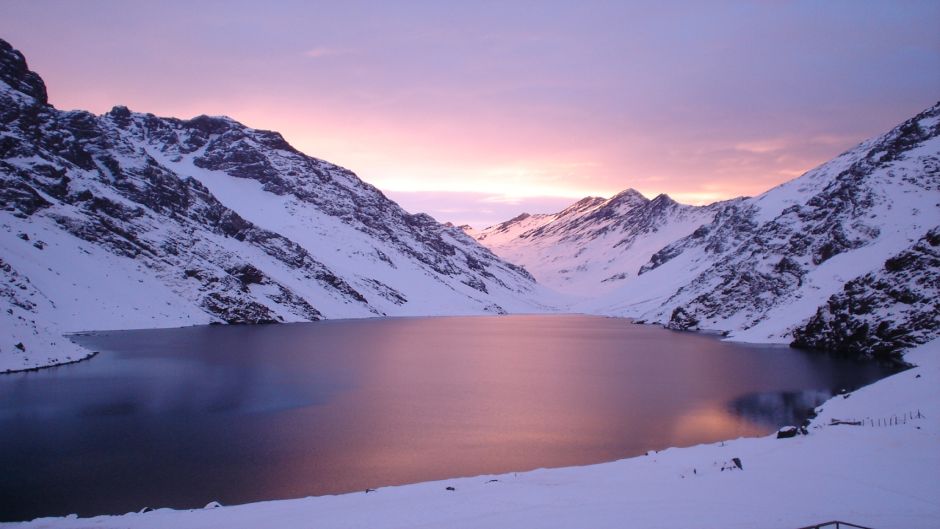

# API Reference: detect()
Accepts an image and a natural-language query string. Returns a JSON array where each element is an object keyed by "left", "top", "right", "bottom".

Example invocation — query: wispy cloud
[
  {"left": 303, "top": 46, "right": 350, "bottom": 59},
  {"left": 733, "top": 138, "right": 789, "bottom": 154}
]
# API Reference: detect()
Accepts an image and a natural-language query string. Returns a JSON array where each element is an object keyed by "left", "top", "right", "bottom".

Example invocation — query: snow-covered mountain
[
  {"left": 474, "top": 190, "right": 732, "bottom": 296},
  {"left": 580, "top": 102, "right": 940, "bottom": 354},
  {"left": 0, "top": 39, "right": 554, "bottom": 372}
]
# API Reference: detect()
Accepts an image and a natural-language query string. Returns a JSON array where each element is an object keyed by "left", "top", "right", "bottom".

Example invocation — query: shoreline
[
  {"left": 6, "top": 337, "right": 937, "bottom": 527},
  {"left": 0, "top": 350, "right": 99, "bottom": 375},
  {"left": 3, "top": 320, "right": 935, "bottom": 527}
]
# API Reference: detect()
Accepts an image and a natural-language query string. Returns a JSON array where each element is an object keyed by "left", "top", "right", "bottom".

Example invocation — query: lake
[{"left": 0, "top": 315, "right": 896, "bottom": 521}]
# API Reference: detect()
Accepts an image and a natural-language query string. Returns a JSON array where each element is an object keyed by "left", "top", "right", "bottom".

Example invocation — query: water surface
[{"left": 0, "top": 315, "right": 894, "bottom": 521}]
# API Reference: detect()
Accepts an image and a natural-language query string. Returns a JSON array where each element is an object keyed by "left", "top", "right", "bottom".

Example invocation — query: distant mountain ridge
[
  {"left": 473, "top": 189, "right": 734, "bottom": 296},
  {"left": 478, "top": 102, "right": 940, "bottom": 358},
  {"left": 0, "top": 38, "right": 553, "bottom": 372}
]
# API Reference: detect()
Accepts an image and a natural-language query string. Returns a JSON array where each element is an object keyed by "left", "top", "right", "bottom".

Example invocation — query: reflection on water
[
  {"left": 0, "top": 315, "right": 896, "bottom": 522},
  {"left": 729, "top": 390, "right": 832, "bottom": 428}
]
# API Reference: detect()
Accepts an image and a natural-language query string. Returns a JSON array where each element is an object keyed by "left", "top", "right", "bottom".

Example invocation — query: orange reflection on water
[{"left": 668, "top": 403, "right": 768, "bottom": 448}]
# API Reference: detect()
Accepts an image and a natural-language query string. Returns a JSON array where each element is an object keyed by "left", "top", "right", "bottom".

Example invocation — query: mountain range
[
  {"left": 473, "top": 104, "right": 939, "bottom": 359},
  {"left": 0, "top": 39, "right": 554, "bottom": 372},
  {"left": 1, "top": 37, "right": 937, "bottom": 371}
]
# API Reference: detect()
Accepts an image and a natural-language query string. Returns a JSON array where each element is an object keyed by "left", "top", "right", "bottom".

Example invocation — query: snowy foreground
[{"left": 9, "top": 339, "right": 938, "bottom": 529}]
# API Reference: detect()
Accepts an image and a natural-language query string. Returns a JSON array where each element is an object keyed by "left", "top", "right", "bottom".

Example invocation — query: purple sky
[{"left": 2, "top": 1, "right": 938, "bottom": 227}]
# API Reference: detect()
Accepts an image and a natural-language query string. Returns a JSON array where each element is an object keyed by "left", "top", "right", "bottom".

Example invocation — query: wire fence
[{"left": 827, "top": 409, "right": 925, "bottom": 427}]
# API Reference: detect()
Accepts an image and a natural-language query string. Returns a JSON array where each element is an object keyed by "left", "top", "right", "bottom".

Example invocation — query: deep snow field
[{"left": 7, "top": 337, "right": 937, "bottom": 529}]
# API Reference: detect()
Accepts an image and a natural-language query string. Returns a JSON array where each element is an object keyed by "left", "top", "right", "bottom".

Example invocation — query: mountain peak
[
  {"left": 564, "top": 196, "right": 606, "bottom": 212},
  {"left": 606, "top": 188, "right": 648, "bottom": 208},
  {"left": 0, "top": 39, "right": 48, "bottom": 104},
  {"left": 185, "top": 114, "right": 240, "bottom": 135},
  {"left": 649, "top": 193, "right": 677, "bottom": 206},
  {"left": 108, "top": 105, "right": 132, "bottom": 117}
]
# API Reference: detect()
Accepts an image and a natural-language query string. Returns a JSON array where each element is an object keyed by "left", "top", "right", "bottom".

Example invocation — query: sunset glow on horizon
[{"left": 3, "top": 0, "right": 938, "bottom": 226}]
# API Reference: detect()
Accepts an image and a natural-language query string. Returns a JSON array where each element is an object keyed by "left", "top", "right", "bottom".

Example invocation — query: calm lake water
[{"left": 0, "top": 315, "right": 895, "bottom": 521}]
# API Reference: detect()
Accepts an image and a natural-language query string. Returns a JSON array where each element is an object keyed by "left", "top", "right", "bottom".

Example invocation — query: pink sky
[{"left": 2, "top": 1, "right": 938, "bottom": 226}]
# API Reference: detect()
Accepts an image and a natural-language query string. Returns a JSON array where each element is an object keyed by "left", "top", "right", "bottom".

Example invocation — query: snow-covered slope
[
  {"left": 475, "top": 191, "right": 730, "bottom": 297},
  {"left": 0, "top": 39, "right": 555, "bottom": 372},
  {"left": 581, "top": 102, "right": 940, "bottom": 351}
]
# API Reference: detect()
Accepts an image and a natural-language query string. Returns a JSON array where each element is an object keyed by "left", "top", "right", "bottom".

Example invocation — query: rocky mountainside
[
  {"left": 583, "top": 102, "right": 940, "bottom": 354},
  {"left": 791, "top": 227, "right": 939, "bottom": 360},
  {"left": 474, "top": 189, "right": 730, "bottom": 296},
  {"left": 0, "top": 39, "right": 553, "bottom": 372}
]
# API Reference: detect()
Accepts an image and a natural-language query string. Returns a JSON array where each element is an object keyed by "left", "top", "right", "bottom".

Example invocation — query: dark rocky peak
[
  {"left": 648, "top": 193, "right": 678, "bottom": 209},
  {"left": 107, "top": 105, "right": 133, "bottom": 127},
  {"left": 488, "top": 212, "right": 532, "bottom": 233},
  {"left": 606, "top": 188, "right": 648, "bottom": 207},
  {"left": 177, "top": 114, "right": 297, "bottom": 153},
  {"left": 108, "top": 105, "right": 131, "bottom": 118},
  {"left": 863, "top": 100, "right": 940, "bottom": 165},
  {"left": 405, "top": 212, "right": 439, "bottom": 228},
  {"left": 556, "top": 196, "right": 605, "bottom": 217},
  {"left": 0, "top": 39, "right": 47, "bottom": 104},
  {"left": 584, "top": 188, "right": 649, "bottom": 222},
  {"left": 185, "top": 114, "right": 237, "bottom": 136}
]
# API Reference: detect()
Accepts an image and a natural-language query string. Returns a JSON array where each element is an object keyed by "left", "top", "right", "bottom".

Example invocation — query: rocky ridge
[
  {"left": 474, "top": 189, "right": 729, "bottom": 296},
  {"left": 583, "top": 101, "right": 940, "bottom": 355}
]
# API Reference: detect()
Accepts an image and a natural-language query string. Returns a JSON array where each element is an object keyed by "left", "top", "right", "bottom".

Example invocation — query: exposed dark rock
[
  {"left": 667, "top": 307, "right": 699, "bottom": 331},
  {"left": 0, "top": 38, "right": 47, "bottom": 104},
  {"left": 776, "top": 426, "right": 798, "bottom": 439},
  {"left": 791, "top": 227, "right": 940, "bottom": 360},
  {"left": 228, "top": 264, "right": 265, "bottom": 286}
]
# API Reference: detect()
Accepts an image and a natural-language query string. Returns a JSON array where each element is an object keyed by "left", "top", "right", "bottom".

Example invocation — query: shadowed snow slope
[{"left": 0, "top": 39, "right": 556, "bottom": 372}]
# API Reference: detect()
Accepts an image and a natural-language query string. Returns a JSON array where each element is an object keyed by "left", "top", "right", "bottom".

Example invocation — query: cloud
[
  {"left": 303, "top": 47, "right": 349, "bottom": 59},
  {"left": 733, "top": 139, "right": 789, "bottom": 154}
]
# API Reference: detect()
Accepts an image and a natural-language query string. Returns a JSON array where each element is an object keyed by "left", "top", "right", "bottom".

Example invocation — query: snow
[
  {"left": 476, "top": 193, "right": 720, "bottom": 298},
  {"left": 142, "top": 146, "right": 560, "bottom": 319},
  {"left": 8, "top": 338, "right": 938, "bottom": 529},
  {"left": 0, "top": 212, "right": 211, "bottom": 372}
]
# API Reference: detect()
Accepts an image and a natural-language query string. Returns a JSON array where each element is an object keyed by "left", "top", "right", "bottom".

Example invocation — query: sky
[{"left": 1, "top": 1, "right": 938, "bottom": 227}]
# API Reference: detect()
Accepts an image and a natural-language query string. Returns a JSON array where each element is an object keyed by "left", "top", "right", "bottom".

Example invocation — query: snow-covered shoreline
[{"left": 7, "top": 337, "right": 937, "bottom": 529}]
